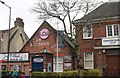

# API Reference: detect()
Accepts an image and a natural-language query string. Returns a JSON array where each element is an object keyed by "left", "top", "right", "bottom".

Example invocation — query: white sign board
[
  {"left": 102, "top": 37, "right": 120, "bottom": 46},
  {"left": 0, "top": 53, "right": 29, "bottom": 62}
]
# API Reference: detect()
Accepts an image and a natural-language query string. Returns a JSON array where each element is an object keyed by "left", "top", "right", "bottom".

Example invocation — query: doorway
[{"left": 32, "top": 56, "right": 44, "bottom": 72}]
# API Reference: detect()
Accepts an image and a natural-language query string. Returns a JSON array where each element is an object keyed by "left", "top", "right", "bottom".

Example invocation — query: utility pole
[
  {"left": 56, "top": 18, "right": 59, "bottom": 72},
  {"left": 0, "top": 0, "right": 11, "bottom": 72}
]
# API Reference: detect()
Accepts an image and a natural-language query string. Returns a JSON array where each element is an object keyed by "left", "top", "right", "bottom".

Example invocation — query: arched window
[{"left": 40, "top": 48, "right": 50, "bottom": 53}]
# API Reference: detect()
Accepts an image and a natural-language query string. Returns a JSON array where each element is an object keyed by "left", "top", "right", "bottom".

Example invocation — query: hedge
[{"left": 31, "top": 69, "right": 102, "bottom": 77}]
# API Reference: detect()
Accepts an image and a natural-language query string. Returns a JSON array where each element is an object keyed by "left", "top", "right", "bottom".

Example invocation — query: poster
[
  {"left": 64, "top": 56, "right": 72, "bottom": 62},
  {"left": 64, "top": 63, "right": 72, "bottom": 70}
]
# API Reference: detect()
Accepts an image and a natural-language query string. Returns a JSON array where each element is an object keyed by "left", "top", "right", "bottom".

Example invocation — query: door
[
  {"left": 32, "top": 56, "right": 44, "bottom": 72},
  {"left": 106, "top": 55, "right": 119, "bottom": 76},
  {"left": 48, "top": 63, "right": 51, "bottom": 72},
  {"left": 32, "top": 63, "right": 43, "bottom": 71}
]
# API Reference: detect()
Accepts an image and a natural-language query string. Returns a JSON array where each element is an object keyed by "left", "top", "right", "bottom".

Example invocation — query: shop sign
[
  {"left": 0, "top": 54, "right": 7, "bottom": 62},
  {"left": 33, "top": 57, "right": 43, "bottom": 63},
  {"left": 0, "top": 53, "right": 29, "bottom": 62},
  {"left": 102, "top": 37, "right": 120, "bottom": 46}
]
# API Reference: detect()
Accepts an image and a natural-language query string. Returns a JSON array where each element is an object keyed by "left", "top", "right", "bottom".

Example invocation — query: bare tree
[
  {"left": 32, "top": 0, "right": 104, "bottom": 77},
  {"left": 32, "top": 0, "right": 103, "bottom": 38}
]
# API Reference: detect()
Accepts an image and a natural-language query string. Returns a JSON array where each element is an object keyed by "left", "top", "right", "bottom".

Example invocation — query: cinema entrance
[{"left": 31, "top": 52, "right": 53, "bottom": 72}]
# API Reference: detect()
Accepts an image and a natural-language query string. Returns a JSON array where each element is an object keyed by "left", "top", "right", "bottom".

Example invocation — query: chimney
[{"left": 14, "top": 17, "right": 24, "bottom": 28}]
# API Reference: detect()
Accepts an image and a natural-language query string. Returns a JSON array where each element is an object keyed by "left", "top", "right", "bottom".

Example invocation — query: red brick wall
[
  {"left": 75, "top": 20, "right": 120, "bottom": 75},
  {"left": 21, "top": 22, "right": 72, "bottom": 57},
  {"left": 20, "top": 21, "right": 74, "bottom": 72}
]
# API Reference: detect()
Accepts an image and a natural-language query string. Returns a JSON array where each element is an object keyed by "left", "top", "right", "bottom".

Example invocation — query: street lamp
[{"left": 0, "top": 0, "right": 11, "bottom": 72}]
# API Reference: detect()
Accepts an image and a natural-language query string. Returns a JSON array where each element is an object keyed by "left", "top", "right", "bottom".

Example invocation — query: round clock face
[{"left": 40, "top": 29, "right": 49, "bottom": 39}]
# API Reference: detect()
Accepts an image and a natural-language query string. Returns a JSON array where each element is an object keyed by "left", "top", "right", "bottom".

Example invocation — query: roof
[
  {"left": 73, "top": 1, "right": 120, "bottom": 24},
  {"left": 20, "top": 21, "right": 75, "bottom": 52},
  {"left": 62, "top": 35, "right": 75, "bottom": 48},
  {"left": 0, "top": 18, "right": 29, "bottom": 52},
  {"left": 0, "top": 26, "right": 29, "bottom": 52}
]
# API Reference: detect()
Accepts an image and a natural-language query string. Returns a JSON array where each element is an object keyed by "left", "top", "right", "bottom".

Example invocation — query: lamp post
[
  {"left": 56, "top": 19, "right": 59, "bottom": 72},
  {"left": 0, "top": 0, "right": 11, "bottom": 72}
]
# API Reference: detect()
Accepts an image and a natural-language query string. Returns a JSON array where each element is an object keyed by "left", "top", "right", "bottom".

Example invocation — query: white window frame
[
  {"left": 53, "top": 57, "right": 63, "bottom": 72},
  {"left": 83, "top": 24, "right": 93, "bottom": 39},
  {"left": 84, "top": 52, "right": 94, "bottom": 69},
  {"left": 106, "top": 24, "right": 120, "bottom": 37}
]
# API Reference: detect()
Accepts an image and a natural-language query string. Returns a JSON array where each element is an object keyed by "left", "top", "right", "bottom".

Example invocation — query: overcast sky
[
  {"left": 0, "top": 0, "right": 108, "bottom": 38},
  {"left": 0, "top": 0, "right": 40, "bottom": 38}
]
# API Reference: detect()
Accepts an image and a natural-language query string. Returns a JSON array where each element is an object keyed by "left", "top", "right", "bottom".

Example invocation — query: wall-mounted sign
[
  {"left": 102, "top": 37, "right": 120, "bottom": 46},
  {"left": 64, "top": 63, "right": 72, "bottom": 70},
  {"left": 40, "top": 29, "right": 49, "bottom": 39},
  {"left": 33, "top": 57, "right": 43, "bottom": 63},
  {"left": 64, "top": 56, "right": 72, "bottom": 63},
  {"left": 0, "top": 54, "right": 7, "bottom": 62},
  {"left": 0, "top": 53, "right": 29, "bottom": 62}
]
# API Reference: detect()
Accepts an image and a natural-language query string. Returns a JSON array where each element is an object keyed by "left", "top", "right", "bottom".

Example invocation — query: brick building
[
  {"left": 73, "top": 1, "right": 120, "bottom": 76},
  {"left": 0, "top": 19, "right": 75, "bottom": 75},
  {"left": 19, "top": 21, "right": 75, "bottom": 74}
]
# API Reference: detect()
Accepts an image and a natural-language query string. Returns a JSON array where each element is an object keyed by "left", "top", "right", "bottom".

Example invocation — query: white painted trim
[
  {"left": 83, "top": 24, "right": 93, "bottom": 39},
  {"left": 106, "top": 24, "right": 120, "bottom": 37},
  {"left": 53, "top": 57, "right": 63, "bottom": 72},
  {"left": 94, "top": 46, "right": 120, "bottom": 49},
  {"left": 84, "top": 52, "right": 94, "bottom": 69}
]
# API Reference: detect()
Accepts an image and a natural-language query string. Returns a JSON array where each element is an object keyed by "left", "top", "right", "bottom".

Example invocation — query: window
[
  {"left": 84, "top": 52, "right": 94, "bottom": 69},
  {"left": 83, "top": 24, "right": 92, "bottom": 39},
  {"left": 106, "top": 24, "right": 120, "bottom": 37},
  {"left": 53, "top": 63, "right": 63, "bottom": 72},
  {"left": 40, "top": 48, "right": 50, "bottom": 53},
  {"left": 53, "top": 57, "right": 63, "bottom": 72}
]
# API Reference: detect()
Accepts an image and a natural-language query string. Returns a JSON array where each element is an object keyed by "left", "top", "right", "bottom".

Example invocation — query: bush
[
  {"left": 31, "top": 71, "right": 77, "bottom": 77},
  {"left": 31, "top": 69, "right": 102, "bottom": 77},
  {"left": 87, "top": 69, "right": 102, "bottom": 76}
]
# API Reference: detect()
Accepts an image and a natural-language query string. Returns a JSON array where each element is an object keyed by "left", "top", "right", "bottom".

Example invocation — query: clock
[{"left": 40, "top": 29, "right": 49, "bottom": 39}]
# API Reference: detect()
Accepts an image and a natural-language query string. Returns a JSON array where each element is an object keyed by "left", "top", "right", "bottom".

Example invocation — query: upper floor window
[
  {"left": 106, "top": 24, "right": 120, "bottom": 37},
  {"left": 83, "top": 24, "right": 92, "bottom": 39}
]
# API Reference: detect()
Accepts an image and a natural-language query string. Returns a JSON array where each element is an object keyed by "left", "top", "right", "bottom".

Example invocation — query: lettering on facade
[
  {"left": 102, "top": 37, "right": 120, "bottom": 46},
  {"left": 30, "top": 42, "right": 49, "bottom": 47}
]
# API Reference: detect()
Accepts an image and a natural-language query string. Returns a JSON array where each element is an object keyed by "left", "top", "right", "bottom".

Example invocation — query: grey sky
[
  {"left": 0, "top": 0, "right": 108, "bottom": 38},
  {"left": 0, "top": 0, "right": 40, "bottom": 38}
]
